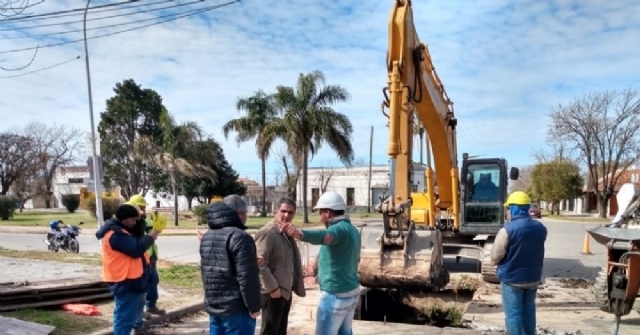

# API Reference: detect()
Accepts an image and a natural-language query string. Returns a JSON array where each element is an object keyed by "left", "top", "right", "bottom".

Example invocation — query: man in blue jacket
[
  {"left": 96, "top": 204, "right": 166, "bottom": 335},
  {"left": 490, "top": 191, "right": 547, "bottom": 335}
]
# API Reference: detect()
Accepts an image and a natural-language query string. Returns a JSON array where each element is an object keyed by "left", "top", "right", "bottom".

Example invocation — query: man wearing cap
[
  {"left": 491, "top": 191, "right": 547, "bottom": 335},
  {"left": 127, "top": 194, "right": 167, "bottom": 317},
  {"left": 96, "top": 203, "right": 167, "bottom": 335},
  {"left": 282, "top": 191, "right": 361, "bottom": 335}
]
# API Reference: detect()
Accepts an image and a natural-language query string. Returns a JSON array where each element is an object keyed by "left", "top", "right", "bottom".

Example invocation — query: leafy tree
[
  {"left": 0, "top": 195, "right": 18, "bottom": 220},
  {"left": 530, "top": 159, "right": 584, "bottom": 215},
  {"left": 269, "top": 70, "right": 355, "bottom": 223},
  {"left": 135, "top": 110, "right": 217, "bottom": 226},
  {"left": 222, "top": 90, "right": 280, "bottom": 217},
  {"left": 548, "top": 88, "right": 640, "bottom": 217},
  {"left": 98, "top": 79, "right": 166, "bottom": 199},
  {"left": 62, "top": 194, "right": 80, "bottom": 213},
  {"left": 179, "top": 139, "right": 246, "bottom": 206}
]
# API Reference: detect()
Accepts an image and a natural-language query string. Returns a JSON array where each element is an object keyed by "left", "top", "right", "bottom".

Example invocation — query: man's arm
[
  {"left": 229, "top": 233, "right": 262, "bottom": 314},
  {"left": 298, "top": 224, "right": 347, "bottom": 246},
  {"left": 490, "top": 227, "right": 509, "bottom": 265},
  {"left": 253, "top": 230, "right": 279, "bottom": 293},
  {"left": 109, "top": 231, "right": 155, "bottom": 258}
]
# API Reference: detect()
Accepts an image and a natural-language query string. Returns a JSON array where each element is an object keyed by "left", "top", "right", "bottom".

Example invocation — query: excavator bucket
[
  {"left": 358, "top": 226, "right": 450, "bottom": 290},
  {"left": 587, "top": 226, "right": 640, "bottom": 247}
]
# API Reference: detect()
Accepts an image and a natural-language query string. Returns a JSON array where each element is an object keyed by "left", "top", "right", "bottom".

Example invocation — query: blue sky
[{"left": 1, "top": 0, "right": 639, "bottom": 185}]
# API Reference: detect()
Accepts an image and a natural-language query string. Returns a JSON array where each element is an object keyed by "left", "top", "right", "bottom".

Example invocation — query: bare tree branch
[
  {"left": 547, "top": 88, "right": 640, "bottom": 217},
  {"left": 312, "top": 160, "right": 336, "bottom": 193},
  {"left": 273, "top": 146, "right": 300, "bottom": 200},
  {"left": 0, "top": 131, "right": 40, "bottom": 194}
]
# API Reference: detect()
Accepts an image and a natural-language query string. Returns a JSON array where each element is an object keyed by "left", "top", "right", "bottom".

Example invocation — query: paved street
[{"left": 0, "top": 218, "right": 608, "bottom": 278}]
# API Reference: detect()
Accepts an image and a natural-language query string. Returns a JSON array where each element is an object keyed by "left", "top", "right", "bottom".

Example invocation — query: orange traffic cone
[{"left": 581, "top": 231, "right": 592, "bottom": 255}]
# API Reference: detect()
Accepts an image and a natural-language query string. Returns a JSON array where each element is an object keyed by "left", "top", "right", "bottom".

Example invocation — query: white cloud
[{"left": 1, "top": 0, "right": 639, "bottom": 184}]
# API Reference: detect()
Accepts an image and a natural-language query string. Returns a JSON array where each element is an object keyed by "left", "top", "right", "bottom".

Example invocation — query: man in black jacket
[{"left": 200, "top": 201, "right": 262, "bottom": 335}]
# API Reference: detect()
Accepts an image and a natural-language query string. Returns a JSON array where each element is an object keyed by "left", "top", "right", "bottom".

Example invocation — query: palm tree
[
  {"left": 135, "top": 109, "right": 217, "bottom": 225},
  {"left": 268, "top": 70, "right": 355, "bottom": 223},
  {"left": 222, "top": 90, "right": 280, "bottom": 217}
]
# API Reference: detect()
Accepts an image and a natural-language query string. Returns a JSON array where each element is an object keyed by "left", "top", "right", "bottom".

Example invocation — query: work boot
[{"left": 145, "top": 306, "right": 166, "bottom": 316}]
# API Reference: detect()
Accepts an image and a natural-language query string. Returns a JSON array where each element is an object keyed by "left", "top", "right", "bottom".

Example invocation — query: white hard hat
[{"left": 313, "top": 191, "right": 346, "bottom": 211}]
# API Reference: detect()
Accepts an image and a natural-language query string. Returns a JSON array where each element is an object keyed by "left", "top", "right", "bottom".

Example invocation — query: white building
[
  {"left": 297, "top": 163, "right": 427, "bottom": 210},
  {"left": 52, "top": 165, "right": 92, "bottom": 209}
]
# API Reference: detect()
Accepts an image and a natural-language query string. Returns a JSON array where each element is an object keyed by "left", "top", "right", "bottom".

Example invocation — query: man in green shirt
[{"left": 282, "top": 191, "right": 361, "bottom": 335}]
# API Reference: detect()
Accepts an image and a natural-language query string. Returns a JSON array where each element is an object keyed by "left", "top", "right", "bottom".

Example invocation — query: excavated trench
[{"left": 356, "top": 288, "right": 476, "bottom": 328}]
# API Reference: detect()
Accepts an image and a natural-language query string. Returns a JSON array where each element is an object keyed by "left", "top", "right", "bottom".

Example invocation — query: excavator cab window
[{"left": 463, "top": 163, "right": 503, "bottom": 224}]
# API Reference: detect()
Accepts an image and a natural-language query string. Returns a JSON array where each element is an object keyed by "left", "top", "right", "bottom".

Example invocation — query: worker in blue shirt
[{"left": 49, "top": 219, "right": 65, "bottom": 233}]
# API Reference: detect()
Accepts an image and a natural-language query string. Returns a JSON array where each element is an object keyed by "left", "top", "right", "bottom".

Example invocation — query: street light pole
[{"left": 83, "top": 0, "right": 105, "bottom": 229}]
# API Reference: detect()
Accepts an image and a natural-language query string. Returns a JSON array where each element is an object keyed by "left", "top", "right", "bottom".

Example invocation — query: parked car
[{"left": 529, "top": 203, "right": 542, "bottom": 218}]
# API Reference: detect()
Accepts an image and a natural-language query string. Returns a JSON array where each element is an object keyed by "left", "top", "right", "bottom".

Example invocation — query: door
[{"left": 346, "top": 188, "right": 355, "bottom": 206}]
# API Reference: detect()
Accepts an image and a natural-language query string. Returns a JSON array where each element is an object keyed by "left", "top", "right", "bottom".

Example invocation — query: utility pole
[
  {"left": 367, "top": 126, "right": 374, "bottom": 213},
  {"left": 83, "top": 0, "right": 104, "bottom": 230}
]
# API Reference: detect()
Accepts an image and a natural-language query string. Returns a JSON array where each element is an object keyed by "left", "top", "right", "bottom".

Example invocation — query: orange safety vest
[{"left": 101, "top": 229, "right": 150, "bottom": 282}]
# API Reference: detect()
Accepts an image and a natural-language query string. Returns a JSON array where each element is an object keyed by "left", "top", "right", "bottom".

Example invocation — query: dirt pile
[
  {"left": 557, "top": 278, "right": 594, "bottom": 289},
  {"left": 462, "top": 321, "right": 585, "bottom": 335}
]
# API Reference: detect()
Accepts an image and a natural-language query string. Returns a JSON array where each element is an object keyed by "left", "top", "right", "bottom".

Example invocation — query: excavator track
[{"left": 481, "top": 242, "right": 499, "bottom": 283}]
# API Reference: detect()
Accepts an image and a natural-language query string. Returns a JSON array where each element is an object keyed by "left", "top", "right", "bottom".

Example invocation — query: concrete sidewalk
[{"left": 0, "top": 222, "right": 364, "bottom": 236}]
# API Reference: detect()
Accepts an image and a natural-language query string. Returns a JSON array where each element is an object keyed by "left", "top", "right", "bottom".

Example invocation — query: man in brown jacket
[{"left": 254, "top": 197, "right": 305, "bottom": 335}]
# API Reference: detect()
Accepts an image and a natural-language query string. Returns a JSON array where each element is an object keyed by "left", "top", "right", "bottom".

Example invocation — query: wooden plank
[
  {"left": 0, "top": 278, "right": 106, "bottom": 295},
  {"left": 0, "top": 276, "right": 102, "bottom": 288},
  {"left": 0, "top": 286, "right": 110, "bottom": 303},
  {"left": 0, "top": 315, "right": 55, "bottom": 335},
  {"left": 0, "top": 292, "right": 113, "bottom": 311}
]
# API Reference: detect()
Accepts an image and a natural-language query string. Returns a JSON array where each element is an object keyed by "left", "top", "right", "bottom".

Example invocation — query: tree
[
  {"left": 136, "top": 111, "right": 217, "bottom": 226},
  {"left": 273, "top": 146, "right": 301, "bottom": 200},
  {"left": 0, "top": 132, "right": 38, "bottom": 195},
  {"left": 1, "top": 0, "right": 43, "bottom": 71},
  {"left": 548, "top": 89, "right": 640, "bottom": 218},
  {"left": 312, "top": 163, "right": 336, "bottom": 193},
  {"left": 222, "top": 90, "right": 280, "bottom": 217},
  {"left": 24, "top": 122, "right": 81, "bottom": 208},
  {"left": 11, "top": 164, "right": 41, "bottom": 211},
  {"left": 270, "top": 70, "right": 355, "bottom": 223},
  {"left": 98, "top": 79, "right": 166, "bottom": 199},
  {"left": 530, "top": 159, "right": 583, "bottom": 215},
  {"left": 173, "top": 138, "right": 245, "bottom": 208}
]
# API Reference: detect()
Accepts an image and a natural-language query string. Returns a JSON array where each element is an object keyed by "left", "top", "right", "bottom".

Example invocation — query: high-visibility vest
[{"left": 101, "top": 229, "right": 150, "bottom": 282}]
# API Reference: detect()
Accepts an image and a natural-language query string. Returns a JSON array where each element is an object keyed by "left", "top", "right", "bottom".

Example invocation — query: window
[
  {"left": 346, "top": 188, "right": 355, "bottom": 206},
  {"left": 463, "top": 163, "right": 502, "bottom": 224},
  {"left": 67, "top": 178, "right": 84, "bottom": 184}
]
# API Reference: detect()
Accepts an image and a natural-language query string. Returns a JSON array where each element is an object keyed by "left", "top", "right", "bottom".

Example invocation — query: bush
[
  {"left": 85, "top": 196, "right": 122, "bottom": 221},
  {"left": 0, "top": 195, "right": 18, "bottom": 220},
  {"left": 61, "top": 194, "right": 81, "bottom": 213},
  {"left": 193, "top": 204, "right": 209, "bottom": 226}
]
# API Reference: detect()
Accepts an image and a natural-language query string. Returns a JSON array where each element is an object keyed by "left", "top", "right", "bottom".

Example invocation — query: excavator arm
[
  {"left": 383, "top": 0, "right": 459, "bottom": 229},
  {"left": 358, "top": 0, "right": 454, "bottom": 291}
]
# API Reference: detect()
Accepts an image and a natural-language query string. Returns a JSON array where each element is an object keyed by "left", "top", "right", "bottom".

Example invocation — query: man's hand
[
  {"left": 250, "top": 311, "right": 261, "bottom": 319},
  {"left": 270, "top": 288, "right": 282, "bottom": 299},
  {"left": 282, "top": 223, "right": 302, "bottom": 240},
  {"left": 257, "top": 256, "right": 264, "bottom": 267}
]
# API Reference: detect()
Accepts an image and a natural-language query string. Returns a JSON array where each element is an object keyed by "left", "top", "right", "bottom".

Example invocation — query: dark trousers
[
  {"left": 146, "top": 259, "right": 160, "bottom": 308},
  {"left": 260, "top": 294, "right": 292, "bottom": 335}
]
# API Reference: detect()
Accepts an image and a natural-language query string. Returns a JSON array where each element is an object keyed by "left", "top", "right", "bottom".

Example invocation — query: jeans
[
  {"left": 209, "top": 311, "right": 256, "bottom": 335},
  {"left": 501, "top": 282, "right": 537, "bottom": 335},
  {"left": 146, "top": 263, "right": 160, "bottom": 308},
  {"left": 315, "top": 287, "right": 360, "bottom": 335},
  {"left": 113, "top": 292, "right": 146, "bottom": 335}
]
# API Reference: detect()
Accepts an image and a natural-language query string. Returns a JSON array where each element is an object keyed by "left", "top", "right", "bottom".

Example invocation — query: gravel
[{"left": 463, "top": 321, "right": 585, "bottom": 335}]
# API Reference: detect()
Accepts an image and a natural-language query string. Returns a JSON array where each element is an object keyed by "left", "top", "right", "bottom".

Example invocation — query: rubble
[{"left": 462, "top": 321, "right": 584, "bottom": 335}]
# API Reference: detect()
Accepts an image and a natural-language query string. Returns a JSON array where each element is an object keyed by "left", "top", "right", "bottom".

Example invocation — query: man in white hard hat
[{"left": 282, "top": 191, "right": 361, "bottom": 335}]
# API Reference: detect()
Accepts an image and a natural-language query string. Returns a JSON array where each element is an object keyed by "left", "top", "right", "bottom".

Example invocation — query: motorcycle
[{"left": 44, "top": 222, "right": 84, "bottom": 253}]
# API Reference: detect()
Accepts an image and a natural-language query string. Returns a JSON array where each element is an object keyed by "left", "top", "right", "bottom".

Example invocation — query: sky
[{"left": 1, "top": 0, "right": 639, "bottom": 185}]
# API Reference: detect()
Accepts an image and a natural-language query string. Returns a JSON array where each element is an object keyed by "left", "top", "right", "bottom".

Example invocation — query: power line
[
  {"left": 5, "top": 0, "right": 175, "bottom": 23},
  {"left": 2, "top": 0, "right": 212, "bottom": 39},
  {"left": 1, "top": 0, "right": 202, "bottom": 31},
  {"left": 0, "top": 55, "right": 81, "bottom": 79},
  {"left": 0, "top": 1, "right": 240, "bottom": 54},
  {"left": 2, "top": 0, "right": 157, "bottom": 23}
]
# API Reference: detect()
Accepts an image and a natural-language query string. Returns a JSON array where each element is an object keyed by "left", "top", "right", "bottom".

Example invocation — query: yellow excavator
[{"left": 357, "top": 0, "right": 520, "bottom": 291}]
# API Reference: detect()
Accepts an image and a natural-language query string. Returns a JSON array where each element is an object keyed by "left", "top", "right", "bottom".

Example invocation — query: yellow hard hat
[
  {"left": 127, "top": 194, "right": 148, "bottom": 207},
  {"left": 504, "top": 191, "right": 531, "bottom": 207}
]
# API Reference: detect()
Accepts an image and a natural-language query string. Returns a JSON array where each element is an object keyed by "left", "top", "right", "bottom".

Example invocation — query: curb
[{"left": 86, "top": 301, "right": 204, "bottom": 335}]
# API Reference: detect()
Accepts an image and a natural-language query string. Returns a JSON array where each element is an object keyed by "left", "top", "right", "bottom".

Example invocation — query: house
[
  {"left": 298, "top": 163, "right": 427, "bottom": 211},
  {"left": 51, "top": 165, "right": 92, "bottom": 209},
  {"left": 571, "top": 168, "right": 640, "bottom": 216}
]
